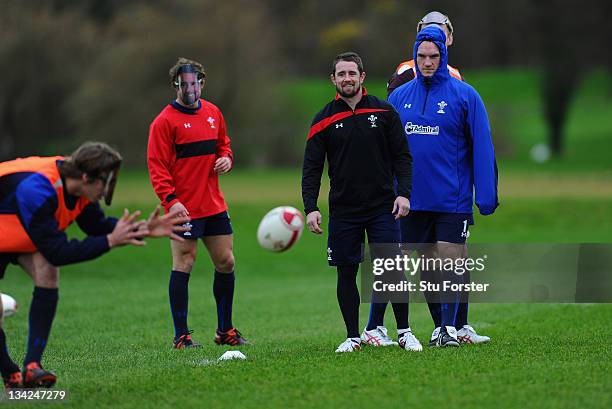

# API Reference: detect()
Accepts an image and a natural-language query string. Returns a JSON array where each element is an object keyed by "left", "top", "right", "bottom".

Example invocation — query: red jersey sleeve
[
  {"left": 215, "top": 109, "right": 233, "bottom": 169},
  {"left": 147, "top": 115, "right": 179, "bottom": 209}
]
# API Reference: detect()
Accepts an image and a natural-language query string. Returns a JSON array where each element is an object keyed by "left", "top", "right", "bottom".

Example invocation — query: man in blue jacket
[{"left": 388, "top": 25, "right": 498, "bottom": 347}]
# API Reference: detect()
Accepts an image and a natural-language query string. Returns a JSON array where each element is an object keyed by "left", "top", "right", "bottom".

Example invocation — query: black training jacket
[{"left": 302, "top": 89, "right": 412, "bottom": 219}]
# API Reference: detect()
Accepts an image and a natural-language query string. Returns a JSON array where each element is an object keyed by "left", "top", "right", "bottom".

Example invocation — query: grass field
[{"left": 3, "top": 169, "right": 612, "bottom": 408}]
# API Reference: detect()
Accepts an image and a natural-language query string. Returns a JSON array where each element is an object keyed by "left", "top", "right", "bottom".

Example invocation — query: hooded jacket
[
  {"left": 387, "top": 59, "right": 463, "bottom": 96},
  {"left": 388, "top": 26, "right": 498, "bottom": 215}
]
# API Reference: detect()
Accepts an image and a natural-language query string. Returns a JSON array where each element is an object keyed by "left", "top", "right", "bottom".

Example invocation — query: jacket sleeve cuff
[
  {"left": 478, "top": 203, "right": 498, "bottom": 216},
  {"left": 164, "top": 197, "right": 180, "bottom": 212},
  {"left": 103, "top": 235, "right": 112, "bottom": 252},
  {"left": 304, "top": 206, "right": 320, "bottom": 215},
  {"left": 397, "top": 190, "right": 411, "bottom": 201}
]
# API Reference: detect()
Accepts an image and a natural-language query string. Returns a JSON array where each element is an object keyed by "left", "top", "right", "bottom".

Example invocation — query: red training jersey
[{"left": 147, "top": 99, "right": 233, "bottom": 219}]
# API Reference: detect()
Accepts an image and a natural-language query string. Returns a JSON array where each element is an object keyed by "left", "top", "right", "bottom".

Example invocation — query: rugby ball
[
  {"left": 1, "top": 293, "right": 18, "bottom": 317},
  {"left": 257, "top": 206, "right": 304, "bottom": 252}
]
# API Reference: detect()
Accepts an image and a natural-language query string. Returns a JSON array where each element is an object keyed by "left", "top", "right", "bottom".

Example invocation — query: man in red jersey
[{"left": 147, "top": 57, "right": 247, "bottom": 348}]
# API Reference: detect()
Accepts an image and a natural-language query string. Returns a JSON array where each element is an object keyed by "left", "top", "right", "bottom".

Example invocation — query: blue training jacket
[{"left": 388, "top": 26, "right": 498, "bottom": 215}]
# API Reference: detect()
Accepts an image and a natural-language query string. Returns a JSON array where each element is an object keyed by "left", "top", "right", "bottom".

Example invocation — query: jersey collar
[{"left": 170, "top": 99, "right": 202, "bottom": 115}]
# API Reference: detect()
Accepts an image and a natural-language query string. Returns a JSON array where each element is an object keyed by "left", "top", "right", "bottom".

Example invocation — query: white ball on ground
[
  {"left": 1, "top": 293, "right": 18, "bottom": 317},
  {"left": 530, "top": 143, "right": 551, "bottom": 163}
]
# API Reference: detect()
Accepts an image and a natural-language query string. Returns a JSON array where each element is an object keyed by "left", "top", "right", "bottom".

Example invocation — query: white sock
[{"left": 397, "top": 327, "right": 411, "bottom": 336}]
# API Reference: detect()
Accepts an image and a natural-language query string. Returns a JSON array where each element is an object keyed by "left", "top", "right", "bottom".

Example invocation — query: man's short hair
[
  {"left": 169, "top": 57, "right": 206, "bottom": 89},
  {"left": 59, "top": 142, "right": 122, "bottom": 181},
  {"left": 331, "top": 51, "right": 364, "bottom": 75}
]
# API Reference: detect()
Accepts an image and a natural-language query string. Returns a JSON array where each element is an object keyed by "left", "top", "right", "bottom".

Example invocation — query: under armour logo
[
  {"left": 183, "top": 123, "right": 191, "bottom": 128},
  {"left": 404, "top": 103, "right": 412, "bottom": 109},
  {"left": 335, "top": 123, "right": 343, "bottom": 128}
]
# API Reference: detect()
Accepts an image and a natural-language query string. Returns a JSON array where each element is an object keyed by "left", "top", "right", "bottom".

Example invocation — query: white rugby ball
[
  {"left": 257, "top": 206, "right": 304, "bottom": 252},
  {"left": 1, "top": 293, "right": 18, "bottom": 317}
]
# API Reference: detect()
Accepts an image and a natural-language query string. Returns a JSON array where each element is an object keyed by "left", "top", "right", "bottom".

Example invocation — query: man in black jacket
[{"left": 302, "top": 52, "right": 422, "bottom": 353}]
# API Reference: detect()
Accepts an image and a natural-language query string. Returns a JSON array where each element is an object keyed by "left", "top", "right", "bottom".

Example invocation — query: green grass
[{"left": 2, "top": 171, "right": 612, "bottom": 408}]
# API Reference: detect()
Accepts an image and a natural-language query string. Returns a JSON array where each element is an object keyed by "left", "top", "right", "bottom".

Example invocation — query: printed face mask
[{"left": 176, "top": 65, "right": 204, "bottom": 106}]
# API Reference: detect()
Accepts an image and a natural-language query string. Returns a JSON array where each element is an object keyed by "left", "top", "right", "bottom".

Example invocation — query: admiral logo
[{"left": 404, "top": 122, "right": 439, "bottom": 135}]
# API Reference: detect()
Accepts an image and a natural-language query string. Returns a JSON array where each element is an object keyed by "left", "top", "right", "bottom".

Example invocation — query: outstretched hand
[
  {"left": 144, "top": 206, "right": 191, "bottom": 241},
  {"left": 107, "top": 207, "right": 192, "bottom": 249},
  {"left": 107, "top": 209, "right": 147, "bottom": 248}
]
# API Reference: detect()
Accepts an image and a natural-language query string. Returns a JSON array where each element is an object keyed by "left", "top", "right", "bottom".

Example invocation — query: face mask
[
  {"left": 175, "top": 65, "right": 204, "bottom": 106},
  {"left": 102, "top": 168, "right": 119, "bottom": 206}
]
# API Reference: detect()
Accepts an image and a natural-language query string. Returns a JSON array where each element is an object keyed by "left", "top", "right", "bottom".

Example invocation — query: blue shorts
[
  {"left": 400, "top": 211, "right": 473, "bottom": 246},
  {"left": 0, "top": 253, "right": 18, "bottom": 279},
  {"left": 327, "top": 213, "right": 400, "bottom": 266},
  {"left": 180, "top": 211, "right": 233, "bottom": 240}
]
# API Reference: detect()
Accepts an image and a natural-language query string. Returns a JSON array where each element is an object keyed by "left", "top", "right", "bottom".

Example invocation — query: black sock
[
  {"left": 388, "top": 266, "right": 410, "bottom": 330},
  {"left": 169, "top": 270, "right": 190, "bottom": 338},
  {"left": 428, "top": 301, "right": 442, "bottom": 328},
  {"left": 337, "top": 265, "right": 360, "bottom": 338},
  {"left": 455, "top": 271, "right": 471, "bottom": 330},
  {"left": 366, "top": 303, "right": 387, "bottom": 330},
  {"left": 213, "top": 271, "right": 235, "bottom": 332},
  {"left": 24, "top": 287, "right": 58, "bottom": 366},
  {"left": 391, "top": 302, "right": 409, "bottom": 330},
  {"left": 455, "top": 269, "right": 470, "bottom": 328},
  {"left": 0, "top": 328, "right": 19, "bottom": 377},
  {"left": 440, "top": 267, "right": 463, "bottom": 329},
  {"left": 440, "top": 302, "right": 458, "bottom": 329},
  {"left": 421, "top": 268, "right": 442, "bottom": 327},
  {"left": 455, "top": 303, "right": 469, "bottom": 329}
]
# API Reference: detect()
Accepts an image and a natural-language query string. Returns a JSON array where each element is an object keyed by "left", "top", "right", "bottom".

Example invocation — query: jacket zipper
[{"left": 422, "top": 84, "right": 430, "bottom": 115}]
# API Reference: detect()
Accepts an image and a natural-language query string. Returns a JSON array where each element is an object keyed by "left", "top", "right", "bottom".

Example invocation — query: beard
[
  {"left": 179, "top": 87, "right": 201, "bottom": 106},
  {"left": 336, "top": 81, "right": 361, "bottom": 98},
  {"left": 180, "top": 92, "right": 198, "bottom": 106}
]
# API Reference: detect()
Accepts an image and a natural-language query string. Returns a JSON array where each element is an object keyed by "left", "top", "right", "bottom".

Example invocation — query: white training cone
[{"left": 218, "top": 351, "right": 246, "bottom": 361}]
